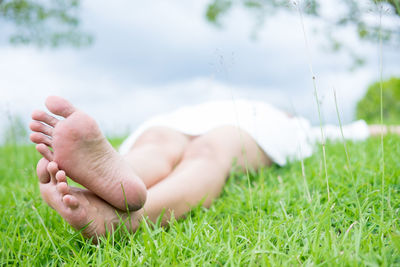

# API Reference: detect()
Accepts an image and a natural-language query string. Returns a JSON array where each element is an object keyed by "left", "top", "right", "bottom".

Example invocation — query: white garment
[{"left": 119, "top": 99, "right": 370, "bottom": 166}]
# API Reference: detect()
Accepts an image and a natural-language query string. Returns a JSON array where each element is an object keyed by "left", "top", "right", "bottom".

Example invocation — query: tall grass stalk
[
  {"left": 229, "top": 92, "right": 254, "bottom": 211},
  {"left": 289, "top": 100, "right": 312, "bottom": 203},
  {"left": 333, "top": 89, "right": 361, "bottom": 217},
  {"left": 32, "top": 205, "right": 62, "bottom": 263},
  {"left": 377, "top": 2, "right": 385, "bottom": 224},
  {"left": 214, "top": 51, "right": 254, "bottom": 211},
  {"left": 294, "top": 0, "right": 330, "bottom": 201},
  {"left": 300, "top": 158, "right": 311, "bottom": 203}
]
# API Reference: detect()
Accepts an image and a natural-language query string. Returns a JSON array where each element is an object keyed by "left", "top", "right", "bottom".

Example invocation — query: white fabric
[{"left": 119, "top": 99, "right": 370, "bottom": 166}]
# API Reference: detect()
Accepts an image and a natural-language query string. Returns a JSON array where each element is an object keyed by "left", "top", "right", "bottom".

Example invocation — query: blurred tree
[
  {"left": 206, "top": 0, "right": 400, "bottom": 67},
  {"left": 356, "top": 77, "right": 400, "bottom": 124},
  {"left": 0, "top": 0, "right": 92, "bottom": 48}
]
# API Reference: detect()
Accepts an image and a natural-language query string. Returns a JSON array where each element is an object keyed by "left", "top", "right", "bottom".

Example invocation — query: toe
[
  {"left": 45, "top": 96, "right": 76, "bottom": 118},
  {"left": 36, "top": 144, "right": 54, "bottom": 162},
  {"left": 63, "top": 194, "right": 79, "bottom": 209},
  {"left": 29, "top": 121, "right": 53, "bottom": 136},
  {"left": 56, "top": 170, "right": 67, "bottom": 183},
  {"left": 36, "top": 158, "right": 50, "bottom": 183},
  {"left": 30, "top": 132, "right": 52, "bottom": 147},
  {"left": 31, "top": 110, "right": 59, "bottom": 127},
  {"left": 57, "top": 182, "right": 69, "bottom": 195},
  {"left": 47, "top": 162, "right": 59, "bottom": 183}
]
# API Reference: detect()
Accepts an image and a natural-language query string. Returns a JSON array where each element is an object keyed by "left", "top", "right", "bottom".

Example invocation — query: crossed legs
[
  {"left": 133, "top": 126, "right": 271, "bottom": 223},
  {"left": 30, "top": 96, "right": 270, "bottom": 240}
]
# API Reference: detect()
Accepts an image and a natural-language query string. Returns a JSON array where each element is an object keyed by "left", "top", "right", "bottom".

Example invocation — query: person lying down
[{"left": 29, "top": 96, "right": 399, "bottom": 242}]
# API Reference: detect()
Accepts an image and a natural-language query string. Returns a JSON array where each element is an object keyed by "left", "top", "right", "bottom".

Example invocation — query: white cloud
[{"left": 0, "top": 0, "right": 399, "bottom": 143}]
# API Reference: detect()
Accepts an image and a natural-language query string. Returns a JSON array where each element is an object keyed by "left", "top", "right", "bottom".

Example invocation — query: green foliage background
[
  {"left": 356, "top": 77, "right": 400, "bottom": 124},
  {"left": 0, "top": 0, "right": 92, "bottom": 47}
]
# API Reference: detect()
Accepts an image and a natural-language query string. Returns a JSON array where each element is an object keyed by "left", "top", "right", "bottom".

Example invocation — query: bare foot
[
  {"left": 30, "top": 96, "right": 147, "bottom": 211},
  {"left": 36, "top": 158, "right": 143, "bottom": 241}
]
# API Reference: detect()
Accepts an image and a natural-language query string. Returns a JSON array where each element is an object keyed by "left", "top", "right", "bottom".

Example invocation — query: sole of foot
[
  {"left": 30, "top": 96, "right": 147, "bottom": 211},
  {"left": 37, "top": 158, "right": 143, "bottom": 242}
]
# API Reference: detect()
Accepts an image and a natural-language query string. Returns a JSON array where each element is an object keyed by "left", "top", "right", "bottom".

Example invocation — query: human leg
[
  {"left": 142, "top": 126, "right": 271, "bottom": 224},
  {"left": 122, "top": 127, "right": 192, "bottom": 188},
  {"left": 36, "top": 125, "right": 270, "bottom": 239}
]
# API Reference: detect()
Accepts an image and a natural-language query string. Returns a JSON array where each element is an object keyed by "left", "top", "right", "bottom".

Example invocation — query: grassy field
[{"left": 0, "top": 136, "right": 399, "bottom": 266}]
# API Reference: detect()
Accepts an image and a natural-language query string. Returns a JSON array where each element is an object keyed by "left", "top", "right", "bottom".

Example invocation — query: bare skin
[
  {"left": 33, "top": 97, "right": 400, "bottom": 240},
  {"left": 33, "top": 97, "right": 270, "bottom": 239},
  {"left": 369, "top": 124, "right": 400, "bottom": 137},
  {"left": 30, "top": 96, "right": 147, "bottom": 211},
  {"left": 138, "top": 126, "right": 271, "bottom": 224},
  {"left": 36, "top": 158, "right": 143, "bottom": 242}
]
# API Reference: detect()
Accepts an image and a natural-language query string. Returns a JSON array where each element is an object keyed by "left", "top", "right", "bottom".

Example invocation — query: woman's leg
[
  {"left": 122, "top": 126, "right": 193, "bottom": 188},
  {"left": 36, "top": 125, "right": 271, "bottom": 239},
  {"left": 142, "top": 125, "right": 271, "bottom": 224}
]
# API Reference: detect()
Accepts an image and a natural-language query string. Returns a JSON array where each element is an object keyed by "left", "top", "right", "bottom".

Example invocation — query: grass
[{"left": 0, "top": 136, "right": 400, "bottom": 266}]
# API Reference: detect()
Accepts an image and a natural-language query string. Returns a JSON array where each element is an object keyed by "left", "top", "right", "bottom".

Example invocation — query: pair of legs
[
  {"left": 30, "top": 96, "right": 270, "bottom": 241},
  {"left": 126, "top": 126, "right": 271, "bottom": 224}
]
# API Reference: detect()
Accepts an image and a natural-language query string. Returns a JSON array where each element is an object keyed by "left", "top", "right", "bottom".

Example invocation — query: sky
[{"left": 0, "top": 0, "right": 399, "bottom": 141}]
